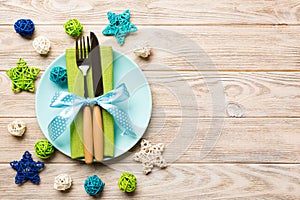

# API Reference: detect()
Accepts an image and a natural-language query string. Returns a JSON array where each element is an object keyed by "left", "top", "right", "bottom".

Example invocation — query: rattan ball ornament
[
  {"left": 49, "top": 66, "right": 67, "bottom": 85},
  {"left": 84, "top": 175, "right": 105, "bottom": 196},
  {"left": 118, "top": 172, "right": 137, "bottom": 193},
  {"left": 54, "top": 174, "right": 72, "bottom": 191},
  {"left": 32, "top": 36, "right": 51, "bottom": 55},
  {"left": 63, "top": 19, "right": 83, "bottom": 37},
  {"left": 14, "top": 19, "right": 35, "bottom": 37},
  {"left": 7, "top": 120, "right": 26, "bottom": 137},
  {"left": 34, "top": 139, "right": 55, "bottom": 159}
]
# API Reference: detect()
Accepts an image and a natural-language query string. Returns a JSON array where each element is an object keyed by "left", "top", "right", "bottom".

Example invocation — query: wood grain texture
[
  {"left": 0, "top": 117, "right": 299, "bottom": 163},
  {"left": 82, "top": 105, "right": 93, "bottom": 164},
  {"left": 2, "top": 71, "right": 300, "bottom": 117},
  {"left": 1, "top": 164, "right": 299, "bottom": 199},
  {"left": 1, "top": 0, "right": 300, "bottom": 199},
  {"left": 93, "top": 105, "right": 104, "bottom": 162},
  {"left": 0, "top": 25, "right": 300, "bottom": 71},
  {"left": 0, "top": 0, "right": 300, "bottom": 25}
]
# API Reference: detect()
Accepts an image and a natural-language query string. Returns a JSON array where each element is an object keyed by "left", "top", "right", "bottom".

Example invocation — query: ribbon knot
[
  {"left": 84, "top": 98, "right": 95, "bottom": 105},
  {"left": 48, "top": 83, "right": 137, "bottom": 141}
]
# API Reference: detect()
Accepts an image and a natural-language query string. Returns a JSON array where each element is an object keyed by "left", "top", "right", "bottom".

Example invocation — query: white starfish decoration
[{"left": 133, "top": 139, "right": 167, "bottom": 174}]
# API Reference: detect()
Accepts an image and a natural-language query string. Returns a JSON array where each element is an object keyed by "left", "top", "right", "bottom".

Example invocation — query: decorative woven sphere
[
  {"left": 118, "top": 172, "right": 137, "bottom": 192},
  {"left": 14, "top": 19, "right": 35, "bottom": 37},
  {"left": 34, "top": 139, "right": 55, "bottom": 159},
  {"left": 84, "top": 175, "right": 105, "bottom": 196},
  {"left": 63, "top": 19, "right": 83, "bottom": 37},
  {"left": 32, "top": 36, "right": 51, "bottom": 55},
  {"left": 7, "top": 120, "right": 26, "bottom": 137},
  {"left": 54, "top": 174, "right": 72, "bottom": 191},
  {"left": 50, "top": 66, "right": 67, "bottom": 85}
]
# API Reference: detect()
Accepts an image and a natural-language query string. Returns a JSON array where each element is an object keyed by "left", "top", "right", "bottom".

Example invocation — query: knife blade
[
  {"left": 90, "top": 32, "right": 104, "bottom": 162},
  {"left": 91, "top": 32, "right": 104, "bottom": 96}
]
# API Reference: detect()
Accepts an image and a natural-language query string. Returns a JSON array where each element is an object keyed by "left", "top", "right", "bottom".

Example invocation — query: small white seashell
[
  {"left": 54, "top": 174, "right": 72, "bottom": 191},
  {"left": 134, "top": 46, "right": 151, "bottom": 58},
  {"left": 226, "top": 103, "right": 244, "bottom": 117},
  {"left": 8, "top": 120, "right": 26, "bottom": 137},
  {"left": 32, "top": 36, "right": 51, "bottom": 55}
]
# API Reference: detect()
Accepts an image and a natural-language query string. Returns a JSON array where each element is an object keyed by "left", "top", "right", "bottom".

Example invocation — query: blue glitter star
[
  {"left": 10, "top": 151, "right": 44, "bottom": 185},
  {"left": 102, "top": 10, "right": 138, "bottom": 45}
]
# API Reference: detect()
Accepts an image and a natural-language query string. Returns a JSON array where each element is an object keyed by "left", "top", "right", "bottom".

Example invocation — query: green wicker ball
[
  {"left": 34, "top": 139, "right": 55, "bottom": 159},
  {"left": 118, "top": 172, "right": 137, "bottom": 192},
  {"left": 63, "top": 19, "right": 83, "bottom": 37}
]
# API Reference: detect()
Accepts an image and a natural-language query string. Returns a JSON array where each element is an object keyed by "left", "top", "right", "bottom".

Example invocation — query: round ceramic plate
[{"left": 36, "top": 50, "right": 152, "bottom": 161}]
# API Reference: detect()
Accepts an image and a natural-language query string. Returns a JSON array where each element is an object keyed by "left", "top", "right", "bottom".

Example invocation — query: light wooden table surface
[{"left": 1, "top": 1, "right": 300, "bottom": 199}]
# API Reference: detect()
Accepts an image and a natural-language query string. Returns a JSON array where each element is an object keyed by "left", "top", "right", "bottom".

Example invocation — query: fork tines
[{"left": 76, "top": 36, "right": 91, "bottom": 63}]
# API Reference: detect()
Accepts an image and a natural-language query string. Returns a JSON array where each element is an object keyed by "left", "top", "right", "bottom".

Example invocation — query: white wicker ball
[
  {"left": 54, "top": 174, "right": 72, "bottom": 191},
  {"left": 32, "top": 36, "right": 51, "bottom": 55},
  {"left": 8, "top": 120, "right": 26, "bottom": 137}
]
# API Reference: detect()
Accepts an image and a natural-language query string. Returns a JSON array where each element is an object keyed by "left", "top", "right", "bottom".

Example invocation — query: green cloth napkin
[{"left": 66, "top": 46, "right": 114, "bottom": 159}]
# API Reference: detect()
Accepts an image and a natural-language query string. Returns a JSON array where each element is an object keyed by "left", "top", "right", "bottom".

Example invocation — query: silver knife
[{"left": 90, "top": 32, "right": 104, "bottom": 162}]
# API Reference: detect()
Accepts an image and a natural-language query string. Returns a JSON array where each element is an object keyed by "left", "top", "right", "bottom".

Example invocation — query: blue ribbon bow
[{"left": 48, "top": 83, "right": 137, "bottom": 141}]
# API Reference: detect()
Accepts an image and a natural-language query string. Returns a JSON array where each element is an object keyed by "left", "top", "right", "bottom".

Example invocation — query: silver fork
[
  {"left": 76, "top": 36, "right": 91, "bottom": 98},
  {"left": 76, "top": 36, "right": 93, "bottom": 164}
]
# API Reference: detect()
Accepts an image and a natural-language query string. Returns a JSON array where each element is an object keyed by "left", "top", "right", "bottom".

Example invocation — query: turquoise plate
[{"left": 36, "top": 50, "right": 152, "bottom": 161}]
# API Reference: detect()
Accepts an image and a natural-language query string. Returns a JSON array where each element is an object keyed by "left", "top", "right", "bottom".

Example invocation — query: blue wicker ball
[
  {"left": 14, "top": 19, "right": 35, "bottom": 37},
  {"left": 84, "top": 175, "right": 105, "bottom": 196},
  {"left": 49, "top": 66, "right": 67, "bottom": 85}
]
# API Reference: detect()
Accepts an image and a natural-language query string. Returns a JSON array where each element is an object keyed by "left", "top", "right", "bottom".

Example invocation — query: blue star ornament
[
  {"left": 10, "top": 151, "right": 44, "bottom": 185},
  {"left": 102, "top": 10, "right": 138, "bottom": 45}
]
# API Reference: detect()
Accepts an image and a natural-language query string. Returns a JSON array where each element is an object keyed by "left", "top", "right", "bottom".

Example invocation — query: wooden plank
[
  {"left": 0, "top": 73, "right": 39, "bottom": 117},
  {"left": 148, "top": 71, "right": 300, "bottom": 118},
  {"left": 0, "top": 25, "right": 300, "bottom": 71},
  {"left": 0, "top": 118, "right": 299, "bottom": 163},
  {"left": 1, "top": 163, "right": 299, "bottom": 199},
  {"left": 1, "top": 0, "right": 300, "bottom": 25},
  {"left": 1, "top": 71, "right": 300, "bottom": 118}
]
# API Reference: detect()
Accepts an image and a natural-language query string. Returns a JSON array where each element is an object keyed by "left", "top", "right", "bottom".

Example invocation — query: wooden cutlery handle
[
  {"left": 83, "top": 105, "right": 93, "bottom": 164},
  {"left": 93, "top": 105, "right": 104, "bottom": 162}
]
